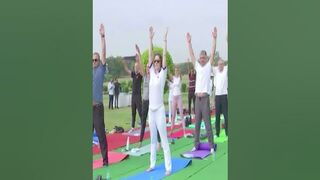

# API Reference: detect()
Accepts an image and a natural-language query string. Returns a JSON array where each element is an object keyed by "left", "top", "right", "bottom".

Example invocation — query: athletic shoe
[{"left": 191, "top": 147, "right": 197, "bottom": 151}]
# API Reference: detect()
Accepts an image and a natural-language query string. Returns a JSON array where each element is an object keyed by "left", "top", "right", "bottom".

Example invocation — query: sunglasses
[
  {"left": 92, "top": 59, "right": 98, "bottom": 62},
  {"left": 153, "top": 60, "right": 161, "bottom": 64}
]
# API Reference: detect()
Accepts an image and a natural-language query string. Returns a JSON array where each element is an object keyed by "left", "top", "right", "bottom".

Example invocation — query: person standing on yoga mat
[
  {"left": 169, "top": 67, "right": 186, "bottom": 138},
  {"left": 93, "top": 24, "right": 108, "bottom": 166},
  {"left": 122, "top": 51, "right": 143, "bottom": 133},
  {"left": 139, "top": 58, "right": 161, "bottom": 149},
  {"left": 213, "top": 57, "right": 228, "bottom": 137},
  {"left": 186, "top": 27, "right": 218, "bottom": 154},
  {"left": 147, "top": 26, "right": 172, "bottom": 176},
  {"left": 187, "top": 58, "right": 196, "bottom": 118}
]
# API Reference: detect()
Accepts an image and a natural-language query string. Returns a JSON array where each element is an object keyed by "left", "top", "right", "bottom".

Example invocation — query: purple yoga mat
[{"left": 181, "top": 143, "right": 213, "bottom": 159}]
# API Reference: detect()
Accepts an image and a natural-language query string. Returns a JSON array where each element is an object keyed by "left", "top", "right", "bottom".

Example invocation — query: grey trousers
[{"left": 194, "top": 95, "right": 214, "bottom": 149}]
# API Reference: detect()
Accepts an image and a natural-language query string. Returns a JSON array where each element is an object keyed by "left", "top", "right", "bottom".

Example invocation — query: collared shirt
[
  {"left": 149, "top": 65, "right": 167, "bottom": 111},
  {"left": 93, "top": 63, "right": 107, "bottom": 103}
]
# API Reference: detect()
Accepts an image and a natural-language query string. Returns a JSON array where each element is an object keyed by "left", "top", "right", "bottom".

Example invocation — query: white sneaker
[{"left": 210, "top": 148, "right": 214, "bottom": 154}]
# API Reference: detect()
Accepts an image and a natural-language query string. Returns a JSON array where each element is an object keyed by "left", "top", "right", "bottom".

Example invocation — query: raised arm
[
  {"left": 121, "top": 59, "right": 132, "bottom": 75},
  {"left": 135, "top": 44, "right": 144, "bottom": 76},
  {"left": 186, "top": 33, "right": 196, "bottom": 67},
  {"left": 99, "top": 24, "right": 107, "bottom": 65},
  {"left": 162, "top": 28, "right": 168, "bottom": 68},
  {"left": 209, "top": 27, "right": 217, "bottom": 65},
  {"left": 148, "top": 26, "right": 155, "bottom": 67}
]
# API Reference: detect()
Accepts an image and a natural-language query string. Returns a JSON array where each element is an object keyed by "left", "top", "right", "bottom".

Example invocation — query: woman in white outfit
[
  {"left": 169, "top": 67, "right": 185, "bottom": 137},
  {"left": 146, "top": 26, "right": 172, "bottom": 176}
]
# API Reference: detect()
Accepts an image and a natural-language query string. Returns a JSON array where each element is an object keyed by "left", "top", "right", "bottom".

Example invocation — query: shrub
[{"left": 181, "top": 83, "right": 187, "bottom": 93}]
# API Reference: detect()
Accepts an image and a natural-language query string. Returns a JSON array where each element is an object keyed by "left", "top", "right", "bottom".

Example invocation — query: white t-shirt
[
  {"left": 108, "top": 82, "right": 114, "bottom": 95},
  {"left": 172, "top": 76, "right": 182, "bottom": 96},
  {"left": 195, "top": 61, "right": 212, "bottom": 95},
  {"left": 213, "top": 66, "right": 228, "bottom": 96},
  {"left": 149, "top": 65, "right": 167, "bottom": 111}
]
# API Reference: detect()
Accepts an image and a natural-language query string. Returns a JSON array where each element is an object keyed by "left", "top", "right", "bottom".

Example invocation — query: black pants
[
  {"left": 131, "top": 95, "right": 142, "bottom": 128},
  {"left": 140, "top": 100, "right": 160, "bottom": 142},
  {"left": 93, "top": 103, "right": 108, "bottom": 165},
  {"left": 188, "top": 91, "right": 195, "bottom": 116},
  {"left": 108, "top": 95, "right": 114, "bottom": 109},
  {"left": 114, "top": 93, "right": 119, "bottom": 108},
  {"left": 215, "top": 95, "right": 228, "bottom": 136}
]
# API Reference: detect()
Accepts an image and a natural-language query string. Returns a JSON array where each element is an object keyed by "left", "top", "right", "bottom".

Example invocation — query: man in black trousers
[
  {"left": 92, "top": 24, "right": 108, "bottom": 166},
  {"left": 122, "top": 48, "right": 143, "bottom": 133}
]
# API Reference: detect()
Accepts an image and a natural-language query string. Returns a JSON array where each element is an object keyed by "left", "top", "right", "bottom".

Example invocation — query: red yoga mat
[
  {"left": 92, "top": 152, "right": 128, "bottom": 169},
  {"left": 169, "top": 129, "right": 194, "bottom": 139},
  {"left": 93, "top": 124, "right": 182, "bottom": 155}
]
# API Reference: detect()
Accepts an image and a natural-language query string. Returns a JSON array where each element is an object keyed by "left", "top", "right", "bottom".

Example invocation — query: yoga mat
[
  {"left": 124, "top": 144, "right": 151, "bottom": 156},
  {"left": 181, "top": 143, "right": 215, "bottom": 159},
  {"left": 169, "top": 129, "right": 194, "bottom": 139},
  {"left": 93, "top": 152, "right": 129, "bottom": 169},
  {"left": 122, "top": 158, "right": 192, "bottom": 180}
]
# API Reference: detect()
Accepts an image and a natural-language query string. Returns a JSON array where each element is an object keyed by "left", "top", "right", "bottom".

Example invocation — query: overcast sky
[{"left": 93, "top": 0, "right": 228, "bottom": 63}]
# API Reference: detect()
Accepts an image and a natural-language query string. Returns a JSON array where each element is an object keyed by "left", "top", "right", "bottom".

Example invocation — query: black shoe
[{"left": 103, "top": 161, "right": 108, "bottom": 167}]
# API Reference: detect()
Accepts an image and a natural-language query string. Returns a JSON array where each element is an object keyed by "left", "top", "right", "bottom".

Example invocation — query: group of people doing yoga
[{"left": 92, "top": 24, "right": 228, "bottom": 176}]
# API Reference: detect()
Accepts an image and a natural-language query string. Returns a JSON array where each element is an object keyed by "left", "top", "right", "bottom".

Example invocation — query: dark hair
[
  {"left": 200, "top": 50, "right": 207, "bottom": 56},
  {"left": 153, "top": 53, "right": 163, "bottom": 66},
  {"left": 154, "top": 53, "right": 162, "bottom": 60}
]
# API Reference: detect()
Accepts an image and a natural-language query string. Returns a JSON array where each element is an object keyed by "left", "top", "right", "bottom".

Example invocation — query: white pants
[
  {"left": 148, "top": 105, "right": 172, "bottom": 171},
  {"left": 168, "top": 98, "right": 172, "bottom": 123}
]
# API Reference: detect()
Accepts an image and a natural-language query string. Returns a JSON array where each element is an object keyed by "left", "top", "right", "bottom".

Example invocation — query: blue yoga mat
[{"left": 122, "top": 158, "right": 192, "bottom": 180}]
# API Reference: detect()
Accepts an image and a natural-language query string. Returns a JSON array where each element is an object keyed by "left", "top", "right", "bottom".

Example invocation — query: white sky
[{"left": 93, "top": 0, "right": 228, "bottom": 63}]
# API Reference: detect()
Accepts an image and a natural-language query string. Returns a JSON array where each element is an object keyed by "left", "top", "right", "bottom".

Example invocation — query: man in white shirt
[
  {"left": 213, "top": 58, "right": 228, "bottom": 137},
  {"left": 108, "top": 80, "right": 115, "bottom": 109},
  {"left": 186, "top": 27, "right": 218, "bottom": 154}
]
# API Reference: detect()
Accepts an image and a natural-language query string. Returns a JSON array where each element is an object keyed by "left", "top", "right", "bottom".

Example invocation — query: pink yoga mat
[
  {"left": 92, "top": 152, "right": 128, "bottom": 169},
  {"left": 169, "top": 129, "right": 194, "bottom": 139}
]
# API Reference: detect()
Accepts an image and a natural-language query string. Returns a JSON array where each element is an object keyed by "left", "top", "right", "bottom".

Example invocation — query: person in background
[
  {"left": 186, "top": 27, "right": 218, "bottom": 154},
  {"left": 169, "top": 67, "right": 186, "bottom": 138},
  {"left": 92, "top": 24, "right": 108, "bottom": 166},
  {"left": 122, "top": 51, "right": 143, "bottom": 133},
  {"left": 114, "top": 78, "right": 121, "bottom": 109},
  {"left": 146, "top": 26, "right": 171, "bottom": 176},
  {"left": 108, "top": 80, "right": 114, "bottom": 109},
  {"left": 187, "top": 58, "right": 196, "bottom": 118},
  {"left": 213, "top": 58, "right": 228, "bottom": 138}
]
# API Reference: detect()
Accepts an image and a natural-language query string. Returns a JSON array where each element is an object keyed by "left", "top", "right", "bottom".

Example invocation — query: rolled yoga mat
[
  {"left": 122, "top": 158, "right": 192, "bottom": 180},
  {"left": 181, "top": 142, "right": 216, "bottom": 159},
  {"left": 93, "top": 152, "right": 129, "bottom": 169}
]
